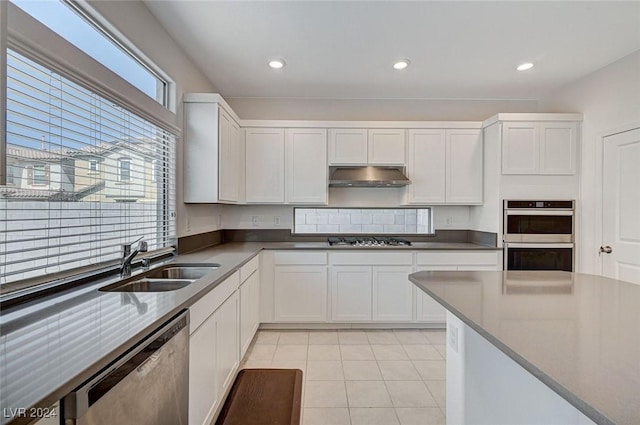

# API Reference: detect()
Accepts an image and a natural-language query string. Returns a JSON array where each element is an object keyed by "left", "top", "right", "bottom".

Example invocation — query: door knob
[{"left": 599, "top": 246, "right": 613, "bottom": 254}]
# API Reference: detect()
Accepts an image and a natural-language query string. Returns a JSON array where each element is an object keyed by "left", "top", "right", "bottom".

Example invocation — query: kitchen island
[{"left": 409, "top": 271, "right": 640, "bottom": 425}]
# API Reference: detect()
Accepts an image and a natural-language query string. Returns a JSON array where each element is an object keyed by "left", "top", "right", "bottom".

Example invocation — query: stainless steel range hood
[{"left": 329, "top": 166, "right": 411, "bottom": 187}]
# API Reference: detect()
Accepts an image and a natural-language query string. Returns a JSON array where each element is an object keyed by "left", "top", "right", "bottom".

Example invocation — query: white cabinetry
[
  {"left": 330, "top": 252, "right": 414, "bottom": 322},
  {"left": 184, "top": 98, "right": 243, "bottom": 203},
  {"left": 273, "top": 252, "right": 328, "bottom": 322},
  {"left": 285, "top": 128, "right": 328, "bottom": 204},
  {"left": 415, "top": 251, "right": 501, "bottom": 323},
  {"left": 329, "top": 129, "right": 367, "bottom": 164},
  {"left": 373, "top": 266, "right": 414, "bottom": 321},
  {"left": 189, "top": 271, "right": 241, "bottom": 425},
  {"left": 368, "top": 129, "right": 406, "bottom": 165},
  {"left": 239, "top": 257, "right": 260, "bottom": 357},
  {"left": 406, "top": 129, "right": 482, "bottom": 204},
  {"left": 329, "top": 128, "right": 405, "bottom": 165},
  {"left": 245, "top": 128, "right": 285, "bottom": 203},
  {"left": 502, "top": 121, "right": 578, "bottom": 175},
  {"left": 331, "top": 266, "right": 372, "bottom": 321}
]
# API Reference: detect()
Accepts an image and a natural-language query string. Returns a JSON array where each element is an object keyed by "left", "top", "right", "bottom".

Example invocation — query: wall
[
  {"left": 538, "top": 50, "right": 640, "bottom": 273},
  {"left": 87, "top": 1, "right": 223, "bottom": 237},
  {"left": 226, "top": 98, "right": 538, "bottom": 121}
]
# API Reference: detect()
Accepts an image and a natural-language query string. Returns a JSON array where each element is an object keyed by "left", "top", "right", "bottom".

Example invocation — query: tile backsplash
[{"left": 294, "top": 208, "right": 432, "bottom": 234}]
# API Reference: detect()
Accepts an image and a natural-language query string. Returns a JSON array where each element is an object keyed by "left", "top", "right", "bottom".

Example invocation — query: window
[
  {"left": 9, "top": 0, "right": 167, "bottom": 106},
  {"left": 119, "top": 158, "right": 131, "bottom": 182},
  {"left": 293, "top": 208, "right": 433, "bottom": 234},
  {"left": 6, "top": 165, "right": 15, "bottom": 185},
  {"left": 32, "top": 164, "right": 47, "bottom": 185},
  {"left": 1, "top": 2, "right": 178, "bottom": 291}
]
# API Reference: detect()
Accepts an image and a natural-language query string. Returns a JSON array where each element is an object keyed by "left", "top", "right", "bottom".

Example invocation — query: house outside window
[
  {"left": 119, "top": 158, "right": 131, "bottom": 182},
  {"left": 32, "top": 165, "right": 47, "bottom": 185},
  {"left": 6, "top": 165, "right": 15, "bottom": 185},
  {"left": 89, "top": 160, "right": 98, "bottom": 173}
]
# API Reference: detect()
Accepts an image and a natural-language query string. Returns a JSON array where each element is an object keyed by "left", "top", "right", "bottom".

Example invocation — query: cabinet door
[
  {"left": 446, "top": 129, "right": 483, "bottom": 204},
  {"left": 239, "top": 270, "right": 260, "bottom": 357},
  {"left": 183, "top": 102, "right": 220, "bottom": 203},
  {"left": 372, "top": 266, "right": 414, "bottom": 321},
  {"left": 328, "top": 129, "right": 368, "bottom": 164},
  {"left": 406, "top": 129, "right": 446, "bottom": 204},
  {"left": 218, "top": 109, "right": 240, "bottom": 203},
  {"left": 539, "top": 121, "right": 578, "bottom": 175},
  {"left": 286, "top": 128, "right": 328, "bottom": 204},
  {"left": 368, "top": 129, "right": 406, "bottom": 165},
  {"left": 245, "top": 128, "right": 285, "bottom": 203},
  {"left": 414, "top": 266, "right": 451, "bottom": 323},
  {"left": 274, "top": 266, "right": 327, "bottom": 321},
  {"left": 217, "top": 292, "right": 239, "bottom": 395},
  {"left": 501, "top": 122, "right": 538, "bottom": 174},
  {"left": 189, "top": 312, "right": 219, "bottom": 425},
  {"left": 331, "top": 266, "right": 372, "bottom": 321}
]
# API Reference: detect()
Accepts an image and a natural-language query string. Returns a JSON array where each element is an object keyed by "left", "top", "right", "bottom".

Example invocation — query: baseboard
[{"left": 258, "top": 322, "right": 445, "bottom": 330}]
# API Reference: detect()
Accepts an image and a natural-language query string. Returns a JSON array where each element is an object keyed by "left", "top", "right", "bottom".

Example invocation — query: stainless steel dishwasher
[{"left": 63, "top": 310, "right": 189, "bottom": 425}]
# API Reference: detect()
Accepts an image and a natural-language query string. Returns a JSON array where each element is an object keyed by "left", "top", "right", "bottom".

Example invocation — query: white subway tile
[
  {"left": 405, "top": 224, "right": 418, "bottom": 233},
  {"left": 373, "top": 214, "right": 395, "bottom": 225},
  {"left": 296, "top": 224, "right": 318, "bottom": 233},
  {"left": 383, "top": 224, "right": 405, "bottom": 233},
  {"left": 317, "top": 224, "right": 340, "bottom": 233},
  {"left": 322, "top": 209, "right": 339, "bottom": 214},
  {"left": 329, "top": 214, "right": 351, "bottom": 225},
  {"left": 339, "top": 224, "right": 362, "bottom": 233},
  {"left": 394, "top": 214, "right": 406, "bottom": 225},
  {"left": 351, "top": 213, "right": 372, "bottom": 225},
  {"left": 294, "top": 210, "right": 306, "bottom": 225},
  {"left": 306, "top": 214, "right": 329, "bottom": 225},
  {"left": 362, "top": 225, "right": 384, "bottom": 233},
  {"left": 340, "top": 208, "right": 359, "bottom": 214}
]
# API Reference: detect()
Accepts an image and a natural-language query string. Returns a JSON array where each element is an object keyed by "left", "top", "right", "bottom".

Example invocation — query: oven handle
[
  {"left": 506, "top": 210, "right": 573, "bottom": 216},
  {"left": 505, "top": 243, "right": 574, "bottom": 249}
]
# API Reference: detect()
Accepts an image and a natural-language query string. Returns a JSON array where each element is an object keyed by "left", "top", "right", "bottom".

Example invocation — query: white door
[
  {"left": 406, "top": 129, "right": 446, "bottom": 204},
  {"left": 218, "top": 110, "right": 240, "bottom": 203},
  {"left": 189, "top": 313, "right": 218, "bottom": 425},
  {"left": 331, "top": 266, "right": 372, "bottom": 321},
  {"left": 446, "top": 129, "right": 483, "bottom": 204},
  {"left": 274, "top": 266, "right": 328, "bottom": 321},
  {"left": 285, "top": 128, "right": 328, "bottom": 204},
  {"left": 372, "top": 266, "right": 414, "bottom": 321},
  {"left": 245, "top": 128, "right": 285, "bottom": 203},
  {"left": 602, "top": 128, "right": 640, "bottom": 284},
  {"left": 368, "top": 129, "right": 406, "bottom": 165},
  {"left": 216, "top": 292, "right": 239, "bottom": 393}
]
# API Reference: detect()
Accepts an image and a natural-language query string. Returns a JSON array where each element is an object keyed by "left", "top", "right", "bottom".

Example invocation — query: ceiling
[{"left": 144, "top": 1, "right": 640, "bottom": 101}]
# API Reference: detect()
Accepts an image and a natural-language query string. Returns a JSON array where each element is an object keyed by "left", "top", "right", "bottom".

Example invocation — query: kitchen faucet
[{"left": 120, "top": 237, "right": 148, "bottom": 278}]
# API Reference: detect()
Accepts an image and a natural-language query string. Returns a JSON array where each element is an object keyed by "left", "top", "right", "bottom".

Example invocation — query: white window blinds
[{"left": 0, "top": 50, "right": 177, "bottom": 286}]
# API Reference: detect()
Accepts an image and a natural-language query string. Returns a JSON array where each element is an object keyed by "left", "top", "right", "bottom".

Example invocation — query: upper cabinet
[
  {"left": 246, "top": 127, "right": 328, "bottom": 204},
  {"left": 329, "top": 128, "right": 406, "bottom": 165},
  {"left": 406, "top": 129, "right": 483, "bottom": 205},
  {"left": 183, "top": 95, "right": 243, "bottom": 204},
  {"left": 245, "top": 128, "right": 286, "bottom": 203},
  {"left": 285, "top": 128, "right": 328, "bottom": 204},
  {"left": 501, "top": 120, "right": 578, "bottom": 175}
]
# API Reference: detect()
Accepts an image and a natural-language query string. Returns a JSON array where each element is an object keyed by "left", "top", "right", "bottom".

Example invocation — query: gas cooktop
[{"left": 327, "top": 236, "right": 412, "bottom": 247}]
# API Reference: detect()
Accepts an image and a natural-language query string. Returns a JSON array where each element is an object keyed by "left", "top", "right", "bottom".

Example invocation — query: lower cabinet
[
  {"left": 274, "top": 266, "right": 328, "bottom": 321},
  {"left": 373, "top": 266, "right": 414, "bottom": 322},
  {"left": 239, "top": 269, "right": 260, "bottom": 357},
  {"left": 331, "top": 266, "right": 372, "bottom": 321},
  {"left": 189, "top": 271, "right": 246, "bottom": 425}
]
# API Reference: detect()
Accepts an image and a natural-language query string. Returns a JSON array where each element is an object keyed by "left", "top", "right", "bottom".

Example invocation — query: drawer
[
  {"left": 274, "top": 251, "right": 327, "bottom": 265},
  {"left": 416, "top": 251, "right": 499, "bottom": 266},
  {"left": 190, "top": 271, "right": 240, "bottom": 334},
  {"left": 331, "top": 251, "right": 413, "bottom": 266},
  {"left": 240, "top": 255, "right": 259, "bottom": 282}
]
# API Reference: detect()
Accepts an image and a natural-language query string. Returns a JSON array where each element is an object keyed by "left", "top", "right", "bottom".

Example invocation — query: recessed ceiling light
[
  {"left": 268, "top": 59, "right": 286, "bottom": 69},
  {"left": 516, "top": 62, "right": 534, "bottom": 71},
  {"left": 393, "top": 59, "right": 410, "bottom": 70}
]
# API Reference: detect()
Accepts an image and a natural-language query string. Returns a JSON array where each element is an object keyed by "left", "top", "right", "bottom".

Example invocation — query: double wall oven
[{"left": 503, "top": 200, "right": 575, "bottom": 272}]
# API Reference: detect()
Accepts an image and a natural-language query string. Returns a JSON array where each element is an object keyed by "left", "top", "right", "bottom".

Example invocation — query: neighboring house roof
[
  {"left": 0, "top": 181, "right": 105, "bottom": 201},
  {"left": 6, "top": 138, "right": 158, "bottom": 162}
]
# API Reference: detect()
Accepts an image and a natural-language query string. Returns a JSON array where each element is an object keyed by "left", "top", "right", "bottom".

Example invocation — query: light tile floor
[{"left": 241, "top": 329, "right": 447, "bottom": 425}]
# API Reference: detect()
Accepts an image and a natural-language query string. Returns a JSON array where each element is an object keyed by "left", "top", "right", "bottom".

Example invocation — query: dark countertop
[
  {"left": 0, "top": 241, "right": 497, "bottom": 425},
  {"left": 409, "top": 270, "right": 640, "bottom": 425}
]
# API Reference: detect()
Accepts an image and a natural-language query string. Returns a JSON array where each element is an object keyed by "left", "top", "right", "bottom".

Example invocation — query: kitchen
[{"left": 1, "top": 1, "right": 639, "bottom": 425}]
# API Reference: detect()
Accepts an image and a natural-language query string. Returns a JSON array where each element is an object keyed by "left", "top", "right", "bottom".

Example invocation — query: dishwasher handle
[{"left": 63, "top": 310, "right": 189, "bottom": 420}]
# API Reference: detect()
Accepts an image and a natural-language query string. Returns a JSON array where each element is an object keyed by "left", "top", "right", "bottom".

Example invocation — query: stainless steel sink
[
  {"left": 145, "top": 263, "right": 220, "bottom": 280},
  {"left": 100, "top": 263, "right": 220, "bottom": 292},
  {"left": 103, "top": 278, "right": 193, "bottom": 292}
]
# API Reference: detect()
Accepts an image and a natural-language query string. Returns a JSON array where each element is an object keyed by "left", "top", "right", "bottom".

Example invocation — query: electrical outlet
[
  {"left": 446, "top": 216, "right": 453, "bottom": 226},
  {"left": 274, "top": 216, "right": 281, "bottom": 226},
  {"left": 186, "top": 216, "right": 191, "bottom": 232},
  {"left": 217, "top": 215, "right": 222, "bottom": 228},
  {"left": 252, "top": 216, "right": 259, "bottom": 226},
  {"left": 448, "top": 324, "right": 459, "bottom": 353}
]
